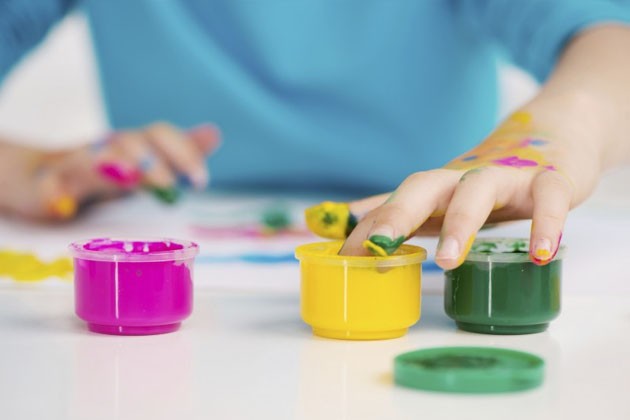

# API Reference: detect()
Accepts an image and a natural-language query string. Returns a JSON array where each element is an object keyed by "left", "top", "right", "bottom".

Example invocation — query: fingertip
[
  {"left": 529, "top": 235, "right": 561, "bottom": 265},
  {"left": 189, "top": 124, "right": 222, "bottom": 154},
  {"left": 48, "top": 194, "right": 78, "bottom": 220},
  {"left": 435, "top": 235, "right": 475, "bottom": 270},
  {"left": 189, "top": 168, "right": 209, "bottom": 190}
]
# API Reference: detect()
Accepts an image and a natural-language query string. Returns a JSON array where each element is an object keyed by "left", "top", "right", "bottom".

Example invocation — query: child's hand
[
  {"left": 339, "top": 25, "right": 630, "bottom": 268},
  {"left": 338, "top": 111, "right": 597, "bottom": 268},
  {"left": 0, "top": 122, "right": 220, "bottom": 221}
]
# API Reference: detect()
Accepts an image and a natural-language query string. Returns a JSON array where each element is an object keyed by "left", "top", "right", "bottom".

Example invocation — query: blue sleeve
[
  {"left": 453, "top": 0, "right": 630, "bottom": 81},
  {"left": 0, "top": 0, "right": 78, "bottom": 84}
]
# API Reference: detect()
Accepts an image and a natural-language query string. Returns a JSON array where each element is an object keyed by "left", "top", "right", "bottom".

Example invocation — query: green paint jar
[{"left": 444, "top": 238, "right": 564, "bottom": 335}]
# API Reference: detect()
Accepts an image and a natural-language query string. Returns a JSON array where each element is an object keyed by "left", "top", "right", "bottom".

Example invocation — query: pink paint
[
  {"left": 97, "top": 162, "right": 143, "bottom": 188},
  {"left": 69, "top": 238, "right": 198, "bottom": 335},
  {"left": 492, "top": 156, "right": 539, "bottom": 168}
]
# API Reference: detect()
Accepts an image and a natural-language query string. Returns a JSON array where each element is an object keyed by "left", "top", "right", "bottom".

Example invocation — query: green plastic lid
[{"left": 394, "top": 347, "right": 544, "bottom": 393}]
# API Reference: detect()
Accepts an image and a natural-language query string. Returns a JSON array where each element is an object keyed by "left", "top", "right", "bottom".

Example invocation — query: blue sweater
[{"left": 1, "top": 0, "right": 629, "bottom": 193}]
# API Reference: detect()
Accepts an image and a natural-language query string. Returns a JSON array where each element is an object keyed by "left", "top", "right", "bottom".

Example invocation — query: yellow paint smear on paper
[{"left": 0, "top": 249, "right": 73, "bottom": 282}]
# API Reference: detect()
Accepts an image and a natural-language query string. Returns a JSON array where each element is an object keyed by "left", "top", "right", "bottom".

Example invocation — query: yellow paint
[
  {"left": 0, "top": 249, "right": 73, "bottom": 282},
  {"left": 445, "top": 111, "right": 554, "bottom": 171},
  {"left": 506, "top": 111, "right": 533, "bottom": 126},
  {"left": 534, "top": 248, "right": 552, "bottom": 260},
  {"left": 296, "top": 241, "right": 427, "bottom": 340},
  {"left": 304, "top": 201, "right": 351, "bottom": 239},
  {"left": 362, "top": 240, "right": 387, "bottom": 257},
  {"left": 50, "top": 195, "right": 77, "bottom": 219},
  {"left": 456, "top": 235, "right": 476, "bottom": 267}
]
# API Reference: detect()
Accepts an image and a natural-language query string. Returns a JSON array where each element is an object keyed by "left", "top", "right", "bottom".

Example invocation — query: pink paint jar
[{"left": 69, "top": 238, "right": 199, "bottom": 335}]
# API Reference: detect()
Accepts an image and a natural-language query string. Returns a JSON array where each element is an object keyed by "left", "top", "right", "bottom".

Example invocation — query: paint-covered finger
[
  {"left": 529, "top": 170, "right": 573, "bottom": 265},
  {"left": 145, "top": 122, "right": 209, "bottom": 189},
  {"left": 340, "top": 169, "right": 461, "bottom": 256},
  {"left": 436, "top": 167, "right": 512, "bottom": 270},
  {"left": 98, "top": 132, "right": 176, "bottom": 189},
  {"left": 304, "top": 201, "right": 358, "bottom": 239},
  {"left": 33, "top": 167, "right": 78, "bottom": 221}
]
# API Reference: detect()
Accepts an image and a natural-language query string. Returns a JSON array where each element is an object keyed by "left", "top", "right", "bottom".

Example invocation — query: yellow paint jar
[{"left": 295, "top": 241, "right": 427, "bottom": 340}]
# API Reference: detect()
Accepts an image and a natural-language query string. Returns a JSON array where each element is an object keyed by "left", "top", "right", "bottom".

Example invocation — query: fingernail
[
  {"left": 369, "top": 225, "right": 395, "bottom": 240},
  {"left": 49, "top": 195, "right": 77, "bottom": 219},
  {"left": 364, "top": 235, "right": 405, "bottom": 256},
  {"left": 189, "top": 169, "right": 209, "bottom": 190},
  {"left": 189, "top": 124, "right": 222, "bottom": 151},
  {"left": 532, "top": 238, "right": 553, "bottom": 264},
  {"left": 97, "top": 162, "right": 142, "bottom": 188},
  {"left": 436, "top": 236, "right": 460, "bottom": 260}
]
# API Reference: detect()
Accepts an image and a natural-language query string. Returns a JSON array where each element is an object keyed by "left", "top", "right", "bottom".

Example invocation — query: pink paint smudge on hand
[
  {"left": 97, "top": 162, "right": 143, "bottom": 188},
  {"left": 492, "top": 156, "right": 539, "bottom": 168}
]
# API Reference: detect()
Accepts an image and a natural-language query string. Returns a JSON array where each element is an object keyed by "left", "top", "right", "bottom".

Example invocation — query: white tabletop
[
  {"left": 0, "top": 172, "right": 629, "bottom": 420},
  {"left": 0, "top": 290, "right": 628, "bottom": 420}
]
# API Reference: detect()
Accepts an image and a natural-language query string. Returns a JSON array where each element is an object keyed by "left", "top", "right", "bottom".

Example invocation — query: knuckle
[
  {"left": 536, "top": 212, "right": 565, "bottom": 225},
  {"left": 404, "top": 171, "right": 427, "bottom": 185},
  {"left": 404, "top": 169, "right": 448, "bottom": 186},
  {"left": 445, "top": 209, "right": 479, "bottom": 228}
]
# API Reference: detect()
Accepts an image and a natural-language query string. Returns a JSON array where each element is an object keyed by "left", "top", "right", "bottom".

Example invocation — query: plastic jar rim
[
  {"left": 68, "top": 237, "right": 199, "bottom": 262},
  {"left": 464, "top": 237, "right": 566, "bottom": 263},
  {"left": 295, "top": 241, "right": 427, "bottom": 268}
]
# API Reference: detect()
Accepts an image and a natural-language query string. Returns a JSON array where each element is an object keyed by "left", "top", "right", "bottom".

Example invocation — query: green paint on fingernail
[
  {"left": 363, "top": 235, "right": 406, "bottom": 256},
  {"left": 151, "top": 187, "right": 180, "bottom": 204}
]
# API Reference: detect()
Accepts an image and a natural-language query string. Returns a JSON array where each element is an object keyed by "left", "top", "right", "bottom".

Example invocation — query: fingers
[
  {"left": 99, "top": 131, "right": 176, "bottom": 189},
  {"left": 529, "top": 170, "right": 573, "bottom": 265},
  {"left": 145, "top": 122, "right": 218, "bottom": 190},
  {"left": 435, "top": 167, "right": 515, "bottom": 269},
  {"left": 339, "top": 169, "right": 460, "bottom": 256},
  {"left": 347, "top": 193, "right": 390, "bottom": 218}
]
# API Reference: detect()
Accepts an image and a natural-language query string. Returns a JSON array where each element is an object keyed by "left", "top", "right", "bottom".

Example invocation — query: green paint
[
  {"left": 261, "top": 207, "right": 291, "bottom": 230},
  {"left": 472, "top": 241, "right": 498, "bottom": 253},
  {"left": 150, "top": 187, "right": 180, "bottom": 204},
  {"left": 345, "top": 213, "right": 358, "bottom": 236},
  {"left": 511, "top": 240, "right": 528, "bottom": 253},
  {"left": 445, "top": 259, "right": 561, "bottom": 335},
  {"left": 366, "top": 235, "right": 405, "bottom": 256},
  {"left": 412, "top": 355, "right": 498, "bottom": 370},
  {"left": 322, "top": 212, "right": 338, "bottom": 227}
]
